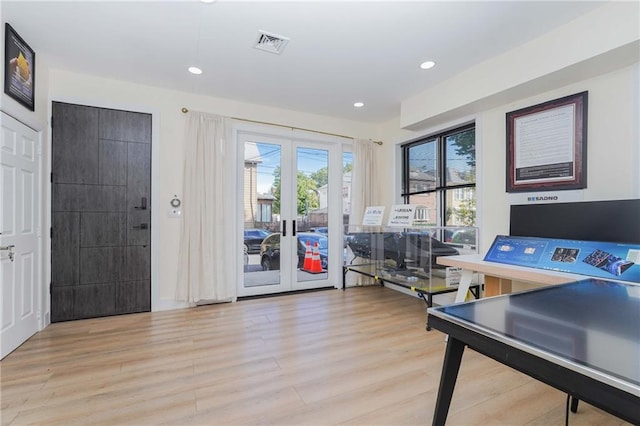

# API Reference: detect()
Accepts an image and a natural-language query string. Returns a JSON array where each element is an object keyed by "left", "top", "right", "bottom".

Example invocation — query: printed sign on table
[
  {"left": 387, "top": 204, "right": 416, "bottom": 227},
  {"left": 362, "top": 206, "right": 385, "bottom": 226}
]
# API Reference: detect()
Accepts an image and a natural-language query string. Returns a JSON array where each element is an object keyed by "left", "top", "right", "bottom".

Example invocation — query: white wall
[
  {"left": 479, "top": 64, "right": 640, "bottom": 250},
  {"left": 378, "top": 2, "right": 640, "bottom": 254},
  {"left": 47, "top": 70, "right": 378, "bottom": 310},
  {"left": 400, "top": 2, "right": 640, "bottom": 130},
  {"left": 370, "top": 116, "right": 417, "bottom": 208}
]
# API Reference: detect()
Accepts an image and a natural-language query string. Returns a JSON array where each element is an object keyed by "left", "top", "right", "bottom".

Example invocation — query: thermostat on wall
[{"left": 168, "top": 195, "right": 182, "bottom": 218}]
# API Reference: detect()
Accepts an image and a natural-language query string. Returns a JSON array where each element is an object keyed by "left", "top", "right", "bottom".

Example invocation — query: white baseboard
[{"left": 153, "top": 299, "right": 191, "bottom": 312}]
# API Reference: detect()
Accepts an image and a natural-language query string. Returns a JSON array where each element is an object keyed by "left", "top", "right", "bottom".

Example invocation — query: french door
[{"left": 237, "top": 129, "right": 342, "bottom": 297}]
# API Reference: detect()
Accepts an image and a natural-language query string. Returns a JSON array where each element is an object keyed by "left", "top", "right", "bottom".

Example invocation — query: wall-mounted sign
[
  {"left": 387, "top": 204, "right": 416, "bottom": 227},
  {"left": 506, "top": 91, "right": 587, "bottom": 193},
  {"left": 508, "top": 190, "right": 585, "bottom": 205},
  {"left": 4, "top": 23, "right": 35, "bottom": 111},
  {"left": 362, "top": 206, "right": 385, "bottom": 226}
]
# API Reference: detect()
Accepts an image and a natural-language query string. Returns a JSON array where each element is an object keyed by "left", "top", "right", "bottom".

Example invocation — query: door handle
[
  {"left": 134, "top": 197, "right": 147, "bottom": 210},
  {"left": 292, "top": 220, "right": 296, "bottom": 236},
  {"left": 282, "top": 220, "right": 286, "bottom": 237},
  {"left": 1, "top": 244, "right": 15, "bottom": 262},
  {"left": 132, "top": 223, "right": 148, "bottom": 230}
]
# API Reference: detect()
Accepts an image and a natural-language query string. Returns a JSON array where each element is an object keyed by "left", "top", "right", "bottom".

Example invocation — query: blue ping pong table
[{"left": 427, "top": 278, "right": 640, "bottom": 425}]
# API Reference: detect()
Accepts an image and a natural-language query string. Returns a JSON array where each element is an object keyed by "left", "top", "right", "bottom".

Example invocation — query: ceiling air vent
[{"left": 254, "top": 30, "right": 290, "bottom": 55}]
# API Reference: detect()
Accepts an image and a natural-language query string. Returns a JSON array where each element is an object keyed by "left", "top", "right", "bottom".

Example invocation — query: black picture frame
[
  {"left": 506, "top": 91, "right": 587, "bottom": 193},
  {"left": 4, "top": 23, "right": 35, "bottom": 111}
]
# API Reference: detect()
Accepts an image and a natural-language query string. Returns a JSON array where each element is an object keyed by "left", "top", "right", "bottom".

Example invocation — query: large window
[{"left": 402, "top": 124, "right": 475, "bottom": 226}]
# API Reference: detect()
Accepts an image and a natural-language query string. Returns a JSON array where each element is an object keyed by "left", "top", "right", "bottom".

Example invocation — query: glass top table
[
  {"left": 343, "top": 262, "right": 481, "bottom": 331},
  {"left": 427, "top": 278, "right": 640, "bottom": 425}
]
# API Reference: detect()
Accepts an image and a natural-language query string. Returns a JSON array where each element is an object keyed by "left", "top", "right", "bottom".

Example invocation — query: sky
[{"left": 252, "top": 142, "right": 352, "bottom": 194}]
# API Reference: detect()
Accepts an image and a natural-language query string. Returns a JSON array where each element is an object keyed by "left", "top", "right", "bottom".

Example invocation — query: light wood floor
[{"left": 1, "top": 287, "right": 629, "bottom": 426}]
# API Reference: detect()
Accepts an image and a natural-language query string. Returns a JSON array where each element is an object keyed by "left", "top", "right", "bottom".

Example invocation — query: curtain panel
[
  {"left": 349, "top": 138, "right": 377, "bottom": 226},
  {"left": 176, "top": 112, "right": 236, "bottom": 303},
  {"left": 347, "top": 138, "right": 377, "bottom": 287}
]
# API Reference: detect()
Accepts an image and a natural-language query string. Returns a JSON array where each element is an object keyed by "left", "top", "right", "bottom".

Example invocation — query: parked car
[
  {"left": 347, "top": 231, "right": 458, "bottom": 270},
  {"left": 244, "top": 228, "right": 271, "bottom": 254},
  {"left": 309, "top": 226, "right": 328, "bottom": 235},
  {"left": 310, "top": 226, "right": 352, "bottom": 248},
  {"left": 450, "top": 229, "right": 477, "bottom": 245},
  {"left": 260, "top": 232, "right": 329, "bottom": 271}
]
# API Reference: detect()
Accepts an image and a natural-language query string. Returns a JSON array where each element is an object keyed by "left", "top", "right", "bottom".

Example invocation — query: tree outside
[
  {"left": 272, "top": 164, "right": 353, "bottom": 215},
  {"left": 271, "top": 166, "right": 319, "bottom": 215},
  {"left": 453, "top": 198, "right": 476, "bottom": 226}
]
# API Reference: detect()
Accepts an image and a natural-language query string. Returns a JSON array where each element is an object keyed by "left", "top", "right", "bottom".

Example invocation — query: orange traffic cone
[
  {"left": 309, "top": 242, "right": 323, "bottom": 273},
  {"left": 303, "top": 241, "right": 312, "bottom": 271}
]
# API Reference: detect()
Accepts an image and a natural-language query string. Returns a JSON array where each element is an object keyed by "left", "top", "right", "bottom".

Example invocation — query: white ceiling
[{"left": 2, "top": 1, "right": 605, "bottom": 123}]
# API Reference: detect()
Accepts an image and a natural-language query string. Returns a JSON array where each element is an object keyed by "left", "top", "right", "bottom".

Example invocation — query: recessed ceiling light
[
  {"left": 188, "top": 66, "right": 203, "bottom": 75},
  {"left": 200, "top": 0, "right": 216, "bottom": 3},
  {"left": 420, "top": 61, "right": 436, "bottom": 70},
  {"left": 353, "top": 102, "right": 364, "bottom": 108}
]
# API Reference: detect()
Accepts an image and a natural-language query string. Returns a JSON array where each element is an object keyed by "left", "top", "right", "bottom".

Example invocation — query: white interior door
[
  {"left": 238, "top": 130, "right": 341, "bottom": 297},
  {"left": 1, "top": 112, "right": 41, "bottom": 359}
]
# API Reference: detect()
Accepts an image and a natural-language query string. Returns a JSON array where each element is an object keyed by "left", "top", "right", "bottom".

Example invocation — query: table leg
[
  {"left": 454, "top": 269, "right": 473, "bottom": 303},
  {"left": 484, "top": 275, "right": 512, "bottom": 296},
  {"left": 570, "top": 395, "right": 579, "bottom": 413},
  {"left": 342, "top": 267, "right": 347, "bottom": 290},
  {"left": 432, "top": 337, "right": 466, "bottom": 426},
  {"left": 426, "top": 293, "right": 433, "bottom": 331}
]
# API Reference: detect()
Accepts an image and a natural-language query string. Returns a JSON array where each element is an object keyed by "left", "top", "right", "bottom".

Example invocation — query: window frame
[{"left": 401, "top": 123, "right": 476, "bottom": 226}]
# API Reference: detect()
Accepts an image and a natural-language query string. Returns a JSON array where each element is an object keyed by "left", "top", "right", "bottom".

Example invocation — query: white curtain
[
  {"left": 176, "top": 112, "right": 236, "bottom": 303},
  {"left": 349, "top": 138, "right": 377, "bottom": 227},
  {"left": 347, "top": 139, "right": 377, "bottom": 286}
]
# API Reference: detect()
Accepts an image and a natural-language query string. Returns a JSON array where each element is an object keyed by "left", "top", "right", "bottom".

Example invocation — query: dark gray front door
[{"left": 51, "top": 102, "right": 151, "bottom": 322}]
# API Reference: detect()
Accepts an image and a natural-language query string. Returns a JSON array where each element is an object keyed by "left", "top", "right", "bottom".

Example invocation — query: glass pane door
[
  {"left": 294, "top": 146, "right": 329, "bottom": 286},
  {"left": 241, "top": 139, "right": 288, "bottom": 295},
  {"left": 238, "top": 133, "right": 340, "bottom": 297}
]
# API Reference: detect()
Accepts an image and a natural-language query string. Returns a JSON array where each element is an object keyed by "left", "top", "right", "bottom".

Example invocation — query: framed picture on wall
[
  {"left": 506, "top": 91, "right": 587, "bottom": 193},
  {"left": 4, "top": 23, "right": 35, "bottom": 111}
]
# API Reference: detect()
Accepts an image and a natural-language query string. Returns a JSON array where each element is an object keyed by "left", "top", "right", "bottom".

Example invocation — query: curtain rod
[{"left": 180, "top": 107, "right": 383, "bottom": 145}]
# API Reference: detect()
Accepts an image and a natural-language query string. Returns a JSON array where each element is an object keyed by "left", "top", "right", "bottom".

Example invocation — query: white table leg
[{"left": 454, "top": 269, "right": 474, "bottom": 303}]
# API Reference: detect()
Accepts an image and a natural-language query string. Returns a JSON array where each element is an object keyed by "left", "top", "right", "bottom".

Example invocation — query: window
[
  {"left": 402, "top": 124, "right": 475, "bottom": 226},
  {"left": 257, "top": 203, "right": 272, "bottom": 222}
]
